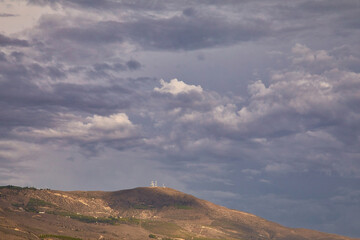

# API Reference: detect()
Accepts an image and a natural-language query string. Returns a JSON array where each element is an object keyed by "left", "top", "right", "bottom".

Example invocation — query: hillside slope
[{"left": 0, "top": 186, "right": 358, "bottom": 240}]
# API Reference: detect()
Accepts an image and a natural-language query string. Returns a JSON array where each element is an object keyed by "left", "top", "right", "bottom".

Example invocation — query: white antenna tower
[
  {"left": 162, "top": 183, "right": 165, "bottom": 188},
  {"left": 155, "top": 180, "right": 157, "bottom": 187},
  {"left": 150, "top": 181, "right": 154, "bottom": 187}
]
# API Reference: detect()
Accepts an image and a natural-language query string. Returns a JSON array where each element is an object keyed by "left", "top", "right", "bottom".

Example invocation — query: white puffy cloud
[
  {"left": 155, "top": 45, "right": 357, "bottom": 142},
  {"left": 142, "top": 44, "right": 360, "bottom": 179},
  {"left": 154, "top": 78, "right": 203, "bottom": 95},
  {"left": 291, "top": 43, "right": 334, "bottom": 65},
  {"left": 14, "top": 113, "right": 138, "bottom": 142}
]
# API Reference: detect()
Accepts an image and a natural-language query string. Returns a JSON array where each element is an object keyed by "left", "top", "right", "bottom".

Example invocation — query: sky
[{"left": 0, "top": 0, "right": 360, "bottom": 237}]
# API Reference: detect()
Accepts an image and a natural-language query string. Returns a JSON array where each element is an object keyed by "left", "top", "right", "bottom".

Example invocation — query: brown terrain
[{"left": 0, "top": 185, "right": 358, "bottom": 240}]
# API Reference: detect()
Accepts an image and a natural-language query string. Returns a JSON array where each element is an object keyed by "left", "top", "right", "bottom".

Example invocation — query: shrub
[
  {"left": 0, "top": 185, "right": 37, "bottom": 190},
  {"left": 25, "top": 198, "right": 54, "bottom": 212}
]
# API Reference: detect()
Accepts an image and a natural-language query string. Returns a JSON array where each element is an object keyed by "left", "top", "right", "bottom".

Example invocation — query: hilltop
[{"left": 0, "top": 185, "right": 358, "bottom": 240}]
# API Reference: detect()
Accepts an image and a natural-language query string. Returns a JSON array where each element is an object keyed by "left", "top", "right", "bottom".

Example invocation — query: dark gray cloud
[
  {"left": 0, "top": 13, "right": 17, "bottom": 17},
  {"left": 93, "top": 63, "right": 126, "bottom": 72},
  {"left": 87, "top": 61, "right": 142, "bottom": 78},
  {"left": 51, "top": 24, "right": 124, "bottom": 45},
  {"left": 24, "top": 0, "right": 359, "bottom": 67},
  {"left": 28, "top": 0, "right": 253, "bottom": 12},
  {"left": 0, "top": 78, "right": 133, "bottom": 123},
  {"left": 33, "top": 14, "right": 270, "bottom": 53},
  {"left": 122, "top": 16, "right": 270, "bottom": 50},
  {"left": 0, "top": 52, "right": 145, "bottom": 142},
  {"left": 0, "top": 52, "right": 6, "bottom": 62},
  {"left": 294, "top": 0, "right": 360, "bottom": 38},
  {"left": 337, "top": 10, "right": 360, "bottom": 30},
  {"left": 10, "top": 51, "right": 26, "bottom": 62},
  {"left": 300, "top": 0, "right": 360, "bottom": 12},
  {"left": 182, "top": 8, "right": 196, "bottom": 17},
  {"left": 126, "top": 60, "right": 141, "bottom": 70},
  {"left": 0, "top": 33, "right": 29, "bottom": 47},
  {"left": 28, "top": 0, "right": 167, "bottom": 11}
]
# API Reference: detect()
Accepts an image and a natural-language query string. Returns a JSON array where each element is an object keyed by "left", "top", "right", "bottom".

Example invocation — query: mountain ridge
[{"left": 0, "top": 185, "right": 358, "bottom": 240}]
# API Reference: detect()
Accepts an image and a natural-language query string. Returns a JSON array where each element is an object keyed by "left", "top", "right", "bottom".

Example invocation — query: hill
[{"left": 0, "top": 185, "right": 358, "bottom": 240}]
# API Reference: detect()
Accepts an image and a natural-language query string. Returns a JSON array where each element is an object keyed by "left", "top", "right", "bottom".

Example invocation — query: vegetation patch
[
  {"left": 192, "top": 238, "right": 228, "bottom": 240},
  {"left": 117, "top": 217, "right": 140, "bottom": 225},
  {"left": 25, "top": 198, "right": 54, "bottom": 212},
  {"left": 174, "top": 204, "right": 192, "bottom": 210},
  {"left": 39, "top": 234, "right": 82, "bottom": 240},
  {"left": 48, "top": 210, "right": 140, "bottom": 225},
  {"left": 51, "top": 211, "right": 119, "bottom": 224},
  {"left": 69, "top": 214, "right": 117, "bottom": 224},
  {"left": 0, "top": 185, "right": 37, "bottom": 190},
  {"left": 142, "top": 220, "right": 182, "bottom": 237},
  {"left": 133, "top": 203, "right": 151, "bottom": 209},
  {"left": 11, "top": 202, "right": 24, "bottom": 208}
]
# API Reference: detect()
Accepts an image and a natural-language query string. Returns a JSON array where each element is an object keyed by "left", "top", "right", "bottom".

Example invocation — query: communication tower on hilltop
[{"left": 150, "top": 180, "right": 158, "bottom": 187}]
